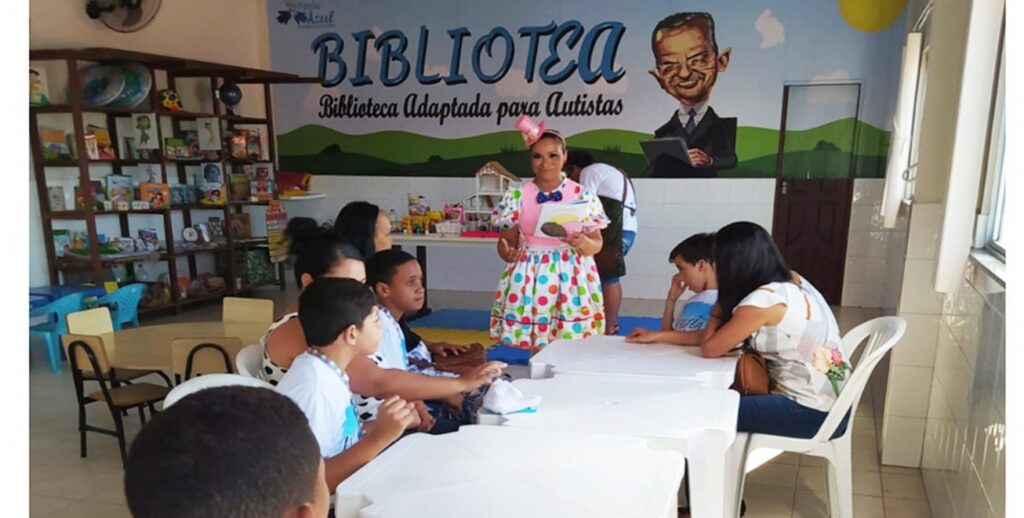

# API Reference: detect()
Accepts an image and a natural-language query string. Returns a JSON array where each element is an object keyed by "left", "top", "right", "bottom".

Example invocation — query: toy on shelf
[
  {"left": 159, "top": 89, "right": 183, "bottom": 112},
  {"left": 461, "top": 161, "right": 518, "bottom": 235}
]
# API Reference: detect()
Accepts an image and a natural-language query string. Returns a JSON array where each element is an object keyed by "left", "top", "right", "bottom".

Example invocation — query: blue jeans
[{"left": 737, "top": 395, "right": 850, "bottom": 439}]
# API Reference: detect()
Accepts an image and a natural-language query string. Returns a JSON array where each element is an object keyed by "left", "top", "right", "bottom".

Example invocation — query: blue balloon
[{"left": 218, "top": 82, "right": 243, "bottom": 106}]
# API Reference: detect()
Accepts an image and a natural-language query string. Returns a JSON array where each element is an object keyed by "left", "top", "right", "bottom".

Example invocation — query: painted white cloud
[
  {"left": 495, "top": 68, "right": 539, "bottom": 98},
  {"left": 808, "top": 69, "right": 856, "bottom": 104},
  {"left": 583, "top": 75, "right": 629, "bottom": 96},
  {"left": 755, "top": 9, "right": 785, "bottom": 49}
]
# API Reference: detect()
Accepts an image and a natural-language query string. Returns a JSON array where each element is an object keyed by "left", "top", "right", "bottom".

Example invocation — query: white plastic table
[
  {"left": 530, "top": 335, "right": 738, "bottom": 388},
  {"left": 335, "top": 425, "right": 685, "bottom": 518},
  {"left": 482, "top": 373, "right": 741, "bottom": 518}
]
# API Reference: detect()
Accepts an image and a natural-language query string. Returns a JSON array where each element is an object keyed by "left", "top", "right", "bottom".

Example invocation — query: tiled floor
[{"left": 29, "top": 287, "right": 932, "bottom": 517}]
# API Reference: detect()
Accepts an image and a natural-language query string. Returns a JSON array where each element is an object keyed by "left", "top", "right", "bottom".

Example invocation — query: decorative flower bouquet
[{"left": 812, "top": 346, "right": 852, "bottom": 395}]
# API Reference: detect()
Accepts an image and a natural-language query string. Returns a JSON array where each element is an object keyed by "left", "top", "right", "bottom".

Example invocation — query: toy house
[{"left": 461, "top": 161, "right": 519, "bottom": 232}]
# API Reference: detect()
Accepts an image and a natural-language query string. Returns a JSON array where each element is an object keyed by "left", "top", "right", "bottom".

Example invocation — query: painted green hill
[{"left": 278, "top": 117, "right": 887, "bottom": 164}]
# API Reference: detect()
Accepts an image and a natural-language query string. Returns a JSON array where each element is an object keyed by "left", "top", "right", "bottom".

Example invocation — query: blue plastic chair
[
  {"left": 86, "top": 284, "right": 146, "bottom": 331},
  {"left": 29, "top": 292, "right": 85, "bottom": 373}
]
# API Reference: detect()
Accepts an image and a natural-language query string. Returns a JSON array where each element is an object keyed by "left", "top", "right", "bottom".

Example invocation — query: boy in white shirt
[
  {"left": 627, "top": 233, "right": 718, "bottom": 345},
  {"left": 277, "top": 277, "right": 418, "bottom": 491}
]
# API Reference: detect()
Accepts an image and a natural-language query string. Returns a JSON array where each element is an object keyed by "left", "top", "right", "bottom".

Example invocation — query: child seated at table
[
  {"left": 626, "top": 233, "right": 718, "bottom": 345},
  {"left": 125, "top": 386, "right": 331, "bottom": 518},
  {"left": 276, "top": 277, "right": 418, "bottom": 491},
  {"left": 366, "top": 250, "right": 505, "bottom": 430},
  {"left": 347, "top": 249, "right": 506, "bottom": 435}
]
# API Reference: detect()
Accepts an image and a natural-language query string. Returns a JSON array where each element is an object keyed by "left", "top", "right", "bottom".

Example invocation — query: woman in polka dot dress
[{"left": 490, "top": 116, "right": 609, "bottom": 353}]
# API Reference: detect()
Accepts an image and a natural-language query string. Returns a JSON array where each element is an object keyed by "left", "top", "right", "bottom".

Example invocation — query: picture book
[
  {"left": 86, "top": 124, "right": 116, "bottom": 159},
  {"left": 246, "top": 129, "right": 263, "bottom": 159},
  {"left": 83, "top": 134, "right": 100, "bottom": 160},
  {"left": 106, "top": 175, "right": 135, "bottom": 203},
  {"left": 230, "top": 130, "right": 248, "bottom": 159},
  {"left": 133, "top": 163, "right": 162, "bottom": 184},
  {"left": 200, "top": 162, "right": 224, "bottom": 185},
  {"left": 164, "top": 137, "right": 187, "bottom": 159},
  {"left": 200, "top": 182, "right": 226, "bottom": 205},
  {"left": 242, "top": 164, "right": 256, "bottom": 179},
  {"left": 52, "top": 229, "right": 70, "bottom": 257},
  {"left": 169, "top": 185, "right": 187, "bottom": 206},
  {"left": 140, "top": 183, "right": 170, "bottom": 209},
  {"left": 30, "top": 66, "right": 50, "bottom": 106},
  {"left": 40, "top": 126, "right": 72, "bottom": 160},
  {"left": 48, "top": 186, "right": 66, "bottom": 211},
  {"left": 535, "top": 199, "right": 593, "bottom": 238},
  {"left": 229, "top": 213, "right": 252, "bottom": 239},
  {"left": 131, "top": 113, "right": 159, "bottom": 149},
  {"left": 254, "top": 162, "right": 274, "bottom": 182},
  {"left": 183, "top": 130, "right": 201, "bottom": 159},
  {"left": 197, "top": 117, "right": 221, "bottom": 151},
  {"left": 229, "top": 174, "right": 250, "bottom": 201},
  {"left": 250, "top": 179, "right": 274, "bottom": 201},
  {"left": 137, "top": 228, "right": 160, "bottom": 250},
  {"left": 74, "top": 181, "right": 105, "bottom": 210},
  {"left": 207, "top": 217, "right": 226, "bottom": 244}
]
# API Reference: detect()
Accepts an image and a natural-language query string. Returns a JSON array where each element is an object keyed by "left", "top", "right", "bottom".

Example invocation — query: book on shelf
[
  {"left": 140, "top": 183, "right": 171, "bottom": 209},
  {"left": 52, "top": 229, "right": 70, "bottom": 257},
  {"left": 47, "top": 186, "right": 66, "bottom": 211},
  {"left": 250, "top": 179, "right": 274, "bottom": 201},
  {"left": 74, "top": 180, "right": 106, "bottom": 210},
  {"left": 106, "top": 175, "right": 135, "bottom": 203},
  {"left": 230, "top": 130, "right": 248, "bottom": 159},
  {"left": 163, "top": 137, "right": 191, "bottom": 160},
  {"left": 229, "top": 213, "right": 252, "bottom": 239},
  {"left": 132, "top": 113, "right": 159, "bottom": 150},
  {"left": 40, "top": 126, "right": 72, "bottom": 160},
  {"left": 30, "top": 66, "right": 50, "bottom": 107},
  {"left": 132, "top": 163, "right": 163, "bottom": 184},
  {"left": 137, "top": 228, "right": 161, "bottom": 251},
  {"left": 83, "top": 134, "right": 100, "bottom": 160},
  {"left": 246, "top": 129, "right": 263, "bottom": 159},
  {"left": 199, "top": 182, "right": 226, "bottom": 205},
  {"left": 207, "top": 217, "right": 226, "bottom": 245},
  {"left": 197, "top": 117, "right": 222, "bottom": 151},
  {"left": 229, "top": 174, "right": 250, "bottom": 201},
  {"left": 86, "top": 124, "right": 116, "bottom": 160}
]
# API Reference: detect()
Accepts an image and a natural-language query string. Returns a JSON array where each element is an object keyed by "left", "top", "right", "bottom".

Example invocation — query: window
[{"left": 983, "top": 39, "right": 1005, "bottom": 259}]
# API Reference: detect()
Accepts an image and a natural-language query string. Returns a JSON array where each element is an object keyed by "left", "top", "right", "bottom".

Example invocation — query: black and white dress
[{"left": 258, "top": 312, "right": 298, "bottom": 386}]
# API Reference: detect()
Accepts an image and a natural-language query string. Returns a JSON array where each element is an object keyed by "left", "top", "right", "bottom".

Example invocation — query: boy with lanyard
[{"left": 276, "top": 277, "right": 418, "bottom": 493}]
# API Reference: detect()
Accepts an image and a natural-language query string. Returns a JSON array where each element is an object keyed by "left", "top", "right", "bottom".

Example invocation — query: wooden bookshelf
[{"left": 30, "top": 47, "right": 308, "bottom": 315}]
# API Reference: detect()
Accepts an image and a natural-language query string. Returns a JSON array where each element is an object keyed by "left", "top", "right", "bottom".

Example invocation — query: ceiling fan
[{"left": 85, "top": 0, "right": 162, "bottom": 33}]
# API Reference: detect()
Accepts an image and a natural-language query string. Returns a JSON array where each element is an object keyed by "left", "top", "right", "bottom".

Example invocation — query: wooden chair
[
  {"left": 222, "top": 297, "right": 275, "bottom": 324},
  {"left": 66, "top": 308, "right": 171, "bottom": 387},
  {"left": 170, "top": 337, "right": 245, "bottom": 383},
  {"left": 62, "top": 334, "right": 170, "bottom": 467}
]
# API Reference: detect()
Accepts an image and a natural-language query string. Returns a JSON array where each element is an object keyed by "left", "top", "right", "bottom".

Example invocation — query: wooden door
[{"left": 772, "top": 83, "right": 861, "bottom": 305}]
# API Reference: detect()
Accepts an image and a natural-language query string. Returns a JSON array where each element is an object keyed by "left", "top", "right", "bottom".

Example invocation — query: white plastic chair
[
  {"left": 235, "top": 343, "right": 264, "bottom": 379},
  {"left": 726, "top": 316, "right": 907, "bottom": 518},
  {"left": 163, "top": 373, "right": 273, "bottom": 408}
]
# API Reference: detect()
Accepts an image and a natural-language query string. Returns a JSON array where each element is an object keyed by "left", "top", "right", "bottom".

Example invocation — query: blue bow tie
[{"left": 536, "top": 190, "right": 563, "bottom": 204}]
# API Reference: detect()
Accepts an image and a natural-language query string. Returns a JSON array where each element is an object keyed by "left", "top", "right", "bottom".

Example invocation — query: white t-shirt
[
  {"left": 352, "top": 306, "right": 408, "bottom": 422},
  {"left": 276, "top": 352, "right": 361, "bottom": 458},
  {"left": 736, "top": 276, "right": 845, "bottom": 412},
  {"left": 578, "top": 163, "right": 638, "bottom": 233}
]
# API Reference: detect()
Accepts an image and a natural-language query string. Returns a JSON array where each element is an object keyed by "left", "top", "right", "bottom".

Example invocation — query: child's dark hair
[
  {"left": 669, "top": 232, "right": 715, "bottom": 264},
  {"left": 125, "top": 386, "right": 320, "bottom": 518},
  {"left": 366, "top": 249, "right": 418, "bottom": 292},
  {"left": 287, "top": 217, "right": 362, "bottom": 286},
  {"left": 299, "top": 277, "right": 376, "bottom": 347},
  {"left": 565, "top": 149, "right": 596, "bottom": 170},
  {"left": 332, "top": 201, "right": 382, "bottom": 261},
  {"left": 713, "top": 222, "right": 791, "bottom": 322}
]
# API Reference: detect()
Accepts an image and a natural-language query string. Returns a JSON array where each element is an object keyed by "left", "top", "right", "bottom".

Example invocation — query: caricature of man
[{"left": 648, "top": 12, "right": 737, "bottom": 178}]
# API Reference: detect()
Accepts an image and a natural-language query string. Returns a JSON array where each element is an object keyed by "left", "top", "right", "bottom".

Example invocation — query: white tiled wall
[
  {"left": 842, "top": 179, "right": 910, "bottom": 309},
  {"left": 289, "top": 176, "right": 777, "bottom": 300},
  {"left": 920, "top": 259, "right": 1005, "bottom": 518}
]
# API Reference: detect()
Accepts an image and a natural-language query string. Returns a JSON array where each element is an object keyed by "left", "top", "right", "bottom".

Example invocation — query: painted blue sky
[{"left": 267, "top": 0, "right": 906, "bottom": 138}]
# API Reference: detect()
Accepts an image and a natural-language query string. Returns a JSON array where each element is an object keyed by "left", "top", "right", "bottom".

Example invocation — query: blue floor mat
[
  {"left": 485, "top": 345, "right": 533, "bottom": 365},
  {"left": 413, "top": 309, "right": 662, "bottom": 337}
]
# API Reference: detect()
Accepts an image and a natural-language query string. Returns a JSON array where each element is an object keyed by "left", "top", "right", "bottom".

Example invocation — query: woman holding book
[{"left": 489, "top": 116, "right": 608, "bottom": 353}]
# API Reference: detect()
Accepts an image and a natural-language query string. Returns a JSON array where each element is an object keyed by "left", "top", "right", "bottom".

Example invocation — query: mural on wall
[{"left": 267, "top": 0, "right": 906, "bottom": 179}]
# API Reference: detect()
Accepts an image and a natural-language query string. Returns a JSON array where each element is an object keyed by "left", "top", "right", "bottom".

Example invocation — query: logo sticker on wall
[{"left": 276, "top": 1, "right": 335, "bottom": 29}]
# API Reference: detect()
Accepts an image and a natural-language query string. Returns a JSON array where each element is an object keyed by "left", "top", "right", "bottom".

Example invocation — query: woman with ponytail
[{"left": 258, "top": 217, "right": 365, "bottom": 385}]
